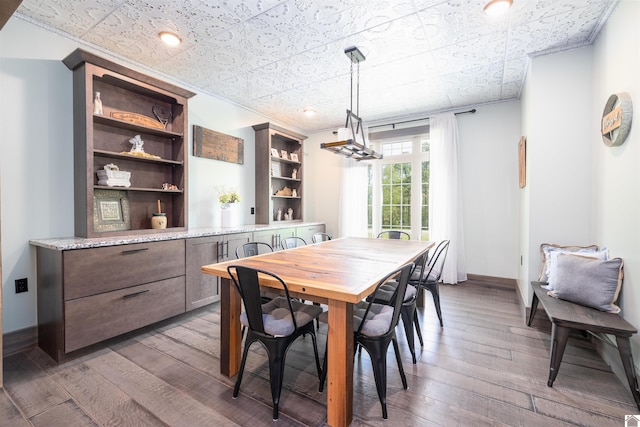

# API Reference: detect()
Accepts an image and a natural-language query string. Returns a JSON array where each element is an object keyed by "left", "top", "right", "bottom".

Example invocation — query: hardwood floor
[{"left": 2, "top": 278, "right": 637, "bottom": 426}]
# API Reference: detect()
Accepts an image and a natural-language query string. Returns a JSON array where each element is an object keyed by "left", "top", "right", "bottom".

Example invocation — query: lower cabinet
[
  {"left": 35, "top": 224, "right": 323, "bottom": 362},
  {"left": 36, "top": 240, "right": 187, "bottom": 362},
  {"left": 185, "top": 232, "right": 252, "bottom": 311},
  {"left": 253, "top": 227, "right": 296, "bottom": 250}
]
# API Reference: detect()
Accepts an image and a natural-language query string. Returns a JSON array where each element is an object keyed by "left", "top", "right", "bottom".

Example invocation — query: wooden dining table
[{"left": 201, "top": 236, "right": 433, "bottom": 427}]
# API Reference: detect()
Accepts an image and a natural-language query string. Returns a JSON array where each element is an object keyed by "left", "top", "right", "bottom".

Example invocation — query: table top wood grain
[{"left": 201, "top": 236, "right": 433, "bottom": 304}]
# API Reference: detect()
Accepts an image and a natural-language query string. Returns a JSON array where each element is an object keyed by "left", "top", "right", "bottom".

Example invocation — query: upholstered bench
[{"left": 527, "top": 281, "right": 640, "bottom": 410}]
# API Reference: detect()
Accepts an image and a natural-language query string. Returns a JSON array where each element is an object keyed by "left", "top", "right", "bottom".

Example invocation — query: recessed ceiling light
[
  {"left": 159, "top": 31, "right": 181, "bottom": 46},
  {"left": 483, "top": 0, "right": 512, "bottom": 16},
  {"left": 303, "top": 108, "right": 316, "bottom": 117}
]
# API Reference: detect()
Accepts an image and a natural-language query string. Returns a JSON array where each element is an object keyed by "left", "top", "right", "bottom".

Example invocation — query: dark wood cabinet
[
  {"left": 63, "top": 49, "right": 195, "bottom": 238},
  {"left": 185, "top": 232, "right": 252, "bottom": 310},
  {"left": 253, "top": 123, "right": 307, "bottom": 224},
  {"left": 36, "top": 240, "right": 186, "bottom": 362}
]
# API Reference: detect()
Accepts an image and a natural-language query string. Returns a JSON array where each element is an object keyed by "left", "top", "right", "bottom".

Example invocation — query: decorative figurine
[
  {"left": 284, "top": 212, "right": 290, "bottom": 221},
  {"left": 93, "top": 92, "right": 103, "bottom": 115},
  {"left": 276, "top": 208, "right": 282, "bottom": 221},
  {"left": 292, "top": 188, "right": 297, "bottom": 197},
  {"left": 129, "top": 135, "right": 145, "bottom": 153},
  {"left": 288, "top": 208, "right": 293, "bottom": 220},
  {"left": 292, "top": 168, "right": 297, "bottom": 179}
]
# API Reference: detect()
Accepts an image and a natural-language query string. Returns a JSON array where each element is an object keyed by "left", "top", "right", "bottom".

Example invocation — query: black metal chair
[
  {"left": 371, "top": 251, "right": 429, "bottom": 364},
  {"left": 281, "top": 236, "right": 307, "bottom": 249},
  {"left": 319, "top": 262, "right": 414, "bottom": 419},
  {"left": 311, "top": 232, "right": 332, "bottom": 243},
  {"left": 377, "top": 230, "right": 410, "bottom": 240},
  {"left": 412, "top": 240, "right": 450, "bottom": 328},
  {"left": 235, "top": 241, "right": 273, "bottom": 259},
  {"left": 227, "top": 265, "right": 323, "bottom": 421}
]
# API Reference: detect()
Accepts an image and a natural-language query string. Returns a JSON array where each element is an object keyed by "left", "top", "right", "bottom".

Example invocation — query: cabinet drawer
[
  {"left": 64, "top": 275, "right": 185, "bottom": 352},
  {"left": 64, "top": 239, "right": 185, "bottom": 300}
]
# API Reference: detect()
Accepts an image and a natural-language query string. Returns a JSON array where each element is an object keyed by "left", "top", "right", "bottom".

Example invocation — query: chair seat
[
  {"left": 377, "top": 280, "right": 417, "bottom": 303},
  {"left": 410, "top": 266, "right": 439, "bottom": 283},
  {"left": 241, "top": 297, "right": 323, "bottom": 337},
  {"left": 318, "top": 301, "right": 393, "bottom": 337}
]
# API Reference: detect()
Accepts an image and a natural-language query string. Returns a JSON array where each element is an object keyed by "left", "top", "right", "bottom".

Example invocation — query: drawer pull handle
[
  {"left": 122, "top": 289, "right": 150, "bottom": 299},
  {"left": 121, "top": 248, "right": 150, "bottom": 255}
]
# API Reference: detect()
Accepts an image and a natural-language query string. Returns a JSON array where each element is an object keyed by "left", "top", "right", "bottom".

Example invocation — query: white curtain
[
  {"left": 338, "top": 157, "right": 368, "bottom": 237},
  {"left": 428, "top": 113, "right": 467, "bottom": 284}
]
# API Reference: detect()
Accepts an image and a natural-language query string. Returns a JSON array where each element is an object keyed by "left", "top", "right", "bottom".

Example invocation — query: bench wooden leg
[
  {"left": 548, "top": 323, "right": 570, "bottom": 387},
  {"left": 527, "top": 292, "right": 539, "bottom": 327},
  {"left": 615, "top": 336, "right": 640, "bottom": 410}
]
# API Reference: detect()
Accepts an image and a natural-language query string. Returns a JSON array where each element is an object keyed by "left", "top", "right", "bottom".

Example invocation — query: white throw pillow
[{"left": 538, "top": 243, "right": 599, "bottom": 282}]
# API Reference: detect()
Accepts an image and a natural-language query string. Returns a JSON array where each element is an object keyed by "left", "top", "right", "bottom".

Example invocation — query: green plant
[{"left": 219, "top": 190, "right": 240, "bottom": 204}]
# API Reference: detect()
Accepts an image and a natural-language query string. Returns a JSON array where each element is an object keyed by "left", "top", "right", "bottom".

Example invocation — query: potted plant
[{"left": 218, "top": 189, "right": 241, "bottom": 227}]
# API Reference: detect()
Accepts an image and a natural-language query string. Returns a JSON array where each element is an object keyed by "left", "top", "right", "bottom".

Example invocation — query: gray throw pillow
[
  {"left": 551, "top": 254, "right": 624, "bottom": 313},
  {"left": 538, "top": 243, "right": 599, "bottom": 282}
]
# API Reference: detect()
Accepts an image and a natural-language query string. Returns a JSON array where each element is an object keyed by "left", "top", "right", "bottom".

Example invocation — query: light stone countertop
[{"left": 29, "top": 222, "right": 325, "bottom": 251}]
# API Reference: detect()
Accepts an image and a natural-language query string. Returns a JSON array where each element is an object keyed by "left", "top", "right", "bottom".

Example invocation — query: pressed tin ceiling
[{"left": 15, "top": 0, "right": 617, "bottom": 133}]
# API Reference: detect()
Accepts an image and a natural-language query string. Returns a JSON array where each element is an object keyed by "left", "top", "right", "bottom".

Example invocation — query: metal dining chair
[
  {"left": 318, "top": 262, "right": 414, "bottom": 419},
  {"left": 235, "top": 241, "right": 273, "bottom": 258},
  {"left": 412, "top": 240, "right": 450, "bottom": 328},
  {"left": 281, "top": 236, "right": 306, "bottom": 249},
  {"left": 312, "top": 232, "right": 332, "bottom": 243},
  {"left": 377, "top": 230, "right": 411, "bottom": 240},
  {"left": 227, "top": 266, "right": 322, "bottom": 420}
]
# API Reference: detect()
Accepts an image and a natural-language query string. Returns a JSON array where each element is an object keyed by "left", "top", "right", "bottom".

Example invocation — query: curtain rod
[{"left": 368, "top": 108, "right": 477, "bottom": 130}]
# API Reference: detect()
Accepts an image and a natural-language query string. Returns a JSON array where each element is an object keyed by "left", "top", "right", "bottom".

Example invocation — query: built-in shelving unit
[
  {"left": 253, "top": 123, "right": 307, "bottom": 224},
  {"left": 63, "top": 49, "right": 195, "bottom": 237}
]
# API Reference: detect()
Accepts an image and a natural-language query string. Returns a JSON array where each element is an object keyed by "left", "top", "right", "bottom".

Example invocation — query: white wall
[
  {"left": 590, "top": 0, "right": 640, "bottom": 352},
  {"left": 458, "top": 102, "right": 521, "bottom": 278},
  {"left": 518, "top": 46, "right": 594, "bottom": 303}
]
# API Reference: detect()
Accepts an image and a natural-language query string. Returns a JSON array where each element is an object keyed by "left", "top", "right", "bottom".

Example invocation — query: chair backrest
[
  {"left": 281, "top": 236, "right": 306, "bottom": 250},
  {"left": 357, "top": 262, "right": 414, "bottom": 337},
  {"left": 377, "top": 230, "right": 410, "bottom": 240},
  {"left": 312, "top": 232, "right": 332, "bottom": 243},
  {"left": 227, "top": 265, "right": 297, "bottom": 335},
  {"left": 421, "top": 240, "right": 450, "bottom": 283},
  {"left": 236, "top": 242, "right": 273, "bottom": 259}
]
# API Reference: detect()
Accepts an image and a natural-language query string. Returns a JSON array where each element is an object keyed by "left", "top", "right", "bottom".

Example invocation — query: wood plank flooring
[{"left": 2, "top": 278, "right": 638, "bottom": 426}]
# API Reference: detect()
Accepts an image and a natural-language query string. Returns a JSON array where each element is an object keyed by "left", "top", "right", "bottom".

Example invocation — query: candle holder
[{"left": 151, "top": 212, "right": 167, "bottom": 229}]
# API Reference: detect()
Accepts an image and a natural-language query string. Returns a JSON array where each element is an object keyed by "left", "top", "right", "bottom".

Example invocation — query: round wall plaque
[{"left": 601, "top": 92, "right": 633, "bottom": 147}]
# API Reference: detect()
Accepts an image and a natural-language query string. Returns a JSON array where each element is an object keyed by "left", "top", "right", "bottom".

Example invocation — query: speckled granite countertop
[{"left": 29, "top": 222, "right": 325, "bottom": 251}]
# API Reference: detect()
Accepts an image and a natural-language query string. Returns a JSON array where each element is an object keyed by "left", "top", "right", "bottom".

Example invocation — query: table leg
[
  {"left": 220, "top": 277, "right": 242, "bottom": 377},
  {"left": 327, "top": 299, "right": 353, "bottom": 427},
  {"left": 615, "top": 336, "right": 640, "bottom": 410},
  {"left": 527, "top": 291, "right": 539, "bottom": 327}
]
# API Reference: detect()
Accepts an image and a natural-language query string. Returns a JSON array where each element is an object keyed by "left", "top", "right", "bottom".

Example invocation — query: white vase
[{"left": 221, "top": 203, "right": 240, "bottom": 227}]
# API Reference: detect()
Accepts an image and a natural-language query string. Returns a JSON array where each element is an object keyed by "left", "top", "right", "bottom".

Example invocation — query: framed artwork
[
  {"left": 518, "top": 136, "right": 526, "bottom": 188},
  {"left": 271, "top": 162, "right": 281, "bottom": 177},
  {"left": 290, "top": 153, "right": 299, "bottom": 162},
  {"left": 270, "top": 148, "right": 279, "bottom": 157},
  {"left": 280, "top": 150, "right": 288, "bottom": 160},
  {"left": 93, "top": 189, "right": 131, "bottom": 232}
]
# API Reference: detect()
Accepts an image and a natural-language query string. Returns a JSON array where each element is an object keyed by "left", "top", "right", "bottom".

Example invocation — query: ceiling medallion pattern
[{"left": 17, "top": 0, "right": 617, "bottom": 133}]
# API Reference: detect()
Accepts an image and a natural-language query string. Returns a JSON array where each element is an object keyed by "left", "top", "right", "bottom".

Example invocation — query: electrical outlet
[
  {"left": 250, "top": 207, "right": 255, "bottom": 215},
  {"left": 15, "top": 278, "right": 28, "bottom": 293}
]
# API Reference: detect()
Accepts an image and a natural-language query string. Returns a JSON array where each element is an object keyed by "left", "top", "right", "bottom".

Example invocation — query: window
[{"left": 368, "top": 135, "right": 430, "bottom": 240}]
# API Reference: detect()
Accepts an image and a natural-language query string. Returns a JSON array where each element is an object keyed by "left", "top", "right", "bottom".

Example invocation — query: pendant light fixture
[{"left": 321, "top": 46, "right": 382, "bottom": 160}]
